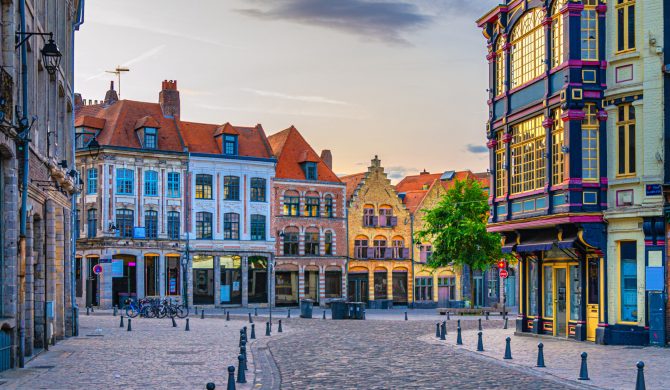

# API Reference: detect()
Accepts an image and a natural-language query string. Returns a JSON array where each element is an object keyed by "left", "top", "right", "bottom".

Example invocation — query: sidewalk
[{"left": 423, "top": 327, "right": 668, "bottom": 390}]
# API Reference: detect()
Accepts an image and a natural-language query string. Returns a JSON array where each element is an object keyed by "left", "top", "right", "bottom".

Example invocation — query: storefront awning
[
  {"left": 516, "top": 241, "right": 554, "bottom": 253},
  {"left": 557, "top": 238, "right": 577, "bottom": 249},
  {"left": 501, "top": 243, "right": 516, "bottom": 253},
  {"left": 515, "top": 230, "right": 558, "bottom": 253}
]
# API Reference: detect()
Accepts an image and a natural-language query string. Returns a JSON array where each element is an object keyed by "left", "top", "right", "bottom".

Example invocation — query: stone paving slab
[{"left": 428, "top": 327, "right": 669, "bottom": 390}]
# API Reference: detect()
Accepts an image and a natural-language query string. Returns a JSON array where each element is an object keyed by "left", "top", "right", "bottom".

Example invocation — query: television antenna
[{"left": 105, "top": 66, "right": 130, "bottom": 98}]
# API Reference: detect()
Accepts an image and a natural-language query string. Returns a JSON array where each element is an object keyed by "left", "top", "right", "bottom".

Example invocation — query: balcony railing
[{"left": 354, "top": 247, "right": 409, "bottom": 260}]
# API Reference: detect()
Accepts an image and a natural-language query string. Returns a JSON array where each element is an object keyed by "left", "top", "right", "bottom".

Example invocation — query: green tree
[{"left": 415, "top": 178, "right": 506, "bottom": 306}]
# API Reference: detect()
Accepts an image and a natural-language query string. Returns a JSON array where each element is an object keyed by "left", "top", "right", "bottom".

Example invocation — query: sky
[{"left": 74, "top": 0, "right": 500, "bottom": 180}]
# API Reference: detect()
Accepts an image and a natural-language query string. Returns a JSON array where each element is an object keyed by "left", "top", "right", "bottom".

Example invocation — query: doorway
[
  {"left": 220, "top": 256, "right": 241, "bottom": 305},
  {"left": 86, "top": 257, "right": 99, "bottom": 307},
  {"left": 193, "top": 256, "right": 214, "bottom": 305},
  {"left": 586, "top": 258, "right": 600, "bottom": 341},
  {"left": 144, "top": 255, "right": 158, "bottom": 297},
  {"left": 555, "top": 267, "right": 568, "bottom": 337},
  {"left": 112, "top": 255, "right": 137, "bottom": 307},
  {"left": 304, "top": 270, "right": 319, "bottom": 303},
  {"left": 473, "top": 276, "right": 484, "bottom": 307},
  {"left": 348, "top": 273, "right": 368, "bottom": 302}
]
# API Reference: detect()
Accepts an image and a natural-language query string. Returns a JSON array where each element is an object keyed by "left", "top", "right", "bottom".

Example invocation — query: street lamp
[{"left": 15, "top": 32, "right": 62, "bottom": 76}]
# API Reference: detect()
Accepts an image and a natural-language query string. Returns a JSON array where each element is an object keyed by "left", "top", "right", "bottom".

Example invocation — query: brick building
[
  {"left": 341, "top": 156, "right": 412, "bottom": 307},
  {"left": 268, "top": 126, "right": 347, "bottom": 307}
]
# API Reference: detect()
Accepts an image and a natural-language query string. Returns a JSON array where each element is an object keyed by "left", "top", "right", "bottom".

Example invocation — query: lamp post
[{"left": 181, "top": 255, "right": 189, "bottom": 308}]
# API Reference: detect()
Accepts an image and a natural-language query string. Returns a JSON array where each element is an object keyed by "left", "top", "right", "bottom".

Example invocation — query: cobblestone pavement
[
  {"left": 432, "top": 327, "right": 669, "bottom": 390},
  {"left": 0, "top": 313, "right": 288, "bottom": 389},
  {"left": 262, "top": 318, "right": 587, "bottom": 389}
]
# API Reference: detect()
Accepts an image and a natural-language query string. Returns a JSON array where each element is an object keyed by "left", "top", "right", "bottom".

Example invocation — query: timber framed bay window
[
  {"left": 582, "top": 104, "right": 599, "bottom": 181},
  {"left": 495, "top": 131, "right": 506, "bottom": 198},
  {"left": 616, "top": 0, "right": 635, "bottom": 53},
  {"left": 510, "top": 8, "right": 545, "bottom": 88},
  {"left": 617, "top": 104, "right": 636, "bottom": 176},
  {"left": 551, "top": 0, "right": 567, "bottom": 68},
  {"left": 581, "top": 0, "right": 598, "bottom": 60},
  {"left": 619, "top": 241, "right": 638, "bottom": 323},
  {"left": 510, "top": 115, "right": 545, "bottom": 194},
  {"left": 494, "top": 38, "right": 505, "bottom": 96},
  {"left": 551, "top": 108, "right": 565, "bottom": 185},
  {"left": 195, "top": 174, "right": 213, "bottom": 199}
]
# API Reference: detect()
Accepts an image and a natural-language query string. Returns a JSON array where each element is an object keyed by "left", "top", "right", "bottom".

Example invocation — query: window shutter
[
  {"left": 372, "top": 216, "right": 379, "bottom": 226},
  {"left": 420, "top": 249, "right": 426, "bottom": 262},
  {"left": 379, "top": 215, "right": 387, "bottom": 227},
  {"left": 384, "top": 247, "right": 393, "bottom": 259},
  {"left": 390, "top": 216, "right": 398, "bottom": 227},
  {"left": 402, "top": 248, "right": 409, "bottom": 259}
]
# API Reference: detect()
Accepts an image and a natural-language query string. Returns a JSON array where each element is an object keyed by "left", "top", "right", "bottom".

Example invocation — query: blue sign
[
  {"left": 99, "top": 258, "right": 112, "bottom": 264},
  {"left": 646, "top": 267, "right": 665, "bottom": 291},
  {"left": 133, "top": 227, "right": 146, "bottom": 239},
  {"left": 111, "top": 260, "right": 124, "bottom": 277},
  {"left": 220, "top": 285, "right": 231, "bottom": 302},
  {"left": 646, "top": 184, "right": 662, "bottom": 196}
]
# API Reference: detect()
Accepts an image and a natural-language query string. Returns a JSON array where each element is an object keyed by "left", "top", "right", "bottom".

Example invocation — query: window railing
[{"left": 363, "top": 215, "right": 378, "bottom": 227}]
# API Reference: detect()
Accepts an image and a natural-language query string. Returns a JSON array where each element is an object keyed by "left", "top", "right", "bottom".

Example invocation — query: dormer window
[
  {"left": 223, "top": 134, "right": 238, "bottom": 155},
  {"left": 75, "top": 127, "right": 98, "bottom": 149},
  {"left": 144, "top": 127, "right": 157, "bottom": 149},
  {"left": 303, "top": 162, "right": 317, "bottom": 181}
]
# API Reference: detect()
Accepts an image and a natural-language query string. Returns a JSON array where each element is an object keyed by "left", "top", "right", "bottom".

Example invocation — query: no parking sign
[{"left": 92, "top": 264, "right": 103, "bottom": 275}]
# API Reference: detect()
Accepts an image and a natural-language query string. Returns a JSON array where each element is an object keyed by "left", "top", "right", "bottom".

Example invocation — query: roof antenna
[{"left": 105, "top": 66, "right": 130, "bottom": 98}]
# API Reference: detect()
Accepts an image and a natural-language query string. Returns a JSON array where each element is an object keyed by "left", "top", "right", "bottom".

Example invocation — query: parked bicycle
[{"left": 124, "top": 298, "right": 189, "bottom": 319}]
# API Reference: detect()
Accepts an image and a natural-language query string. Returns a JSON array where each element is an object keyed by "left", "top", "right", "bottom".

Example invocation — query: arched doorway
[{"left": 112, "top": 255, "right": 137, "bottom": 307}]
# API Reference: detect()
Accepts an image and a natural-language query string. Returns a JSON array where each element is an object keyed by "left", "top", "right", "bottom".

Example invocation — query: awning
[
  {"left": 515, "top": 230, "right": 558, "bottom": 253},
  {"left": 501, "top": 243, "right": 516, "bottom": 253},
  {"left": 557, "top": 238, "right": 577, "bottom": 249},
  {"left": 516, "top": 241, "right": 554, "bottom": 253}
]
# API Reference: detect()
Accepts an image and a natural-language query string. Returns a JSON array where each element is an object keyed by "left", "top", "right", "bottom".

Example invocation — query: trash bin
[
  {"left": 348, "top": 302, "right": 365, "bottom": 320},
  {"left": 300, "top": 299, "right": 314, "bottom": 318},
  {"left": 331, "top": 301, "right": 348, "bottom": 320}
]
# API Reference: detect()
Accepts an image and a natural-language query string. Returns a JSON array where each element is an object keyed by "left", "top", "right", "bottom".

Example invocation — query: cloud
[
  {"left": 241, "top": 88, "right": 349, "bottom": 105},
  {"left": 237, "top": 0, "right": 431, "bottom": 45},
  {"left": 85, "top": 45, "right": 166, "bottom": 81},
  {"left": 418, "top": 0, "right": 501, "bottom": 16},
  {"left": 466, "top": 144, "right": 488, "bottom": 154},
  {"left": 198, "top": 103, "right": 364, "bottom": 120},
  {"left": 386, "top": 165, "right": 417, "bottom": 179}
]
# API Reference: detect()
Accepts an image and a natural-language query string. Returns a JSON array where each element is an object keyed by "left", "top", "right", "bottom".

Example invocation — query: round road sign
[
  {"left": 92, "top": 264, "right": 103, "bottom": 275},
  {"left": 499, "top": 269, "right": 509, "bottom": 279}
]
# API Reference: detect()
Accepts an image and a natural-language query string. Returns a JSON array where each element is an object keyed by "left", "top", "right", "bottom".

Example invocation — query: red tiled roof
[
  {"left": 395, "top": 172, "right": 442, "bottom": 193},
  {"left": 75, "top": 115, "right": 106, "bottom": 130},
  {"left": 403, "top": 190, "right": 429, "bottom": 213},
  {"left": 181, "top": 121, "right": 273, "bottom": 158},
  {"left": 267, "top": 126, "right": 340, "bottom": 182},
  {"left": 398, "top": 170, "right": 491, "bottom": 214},
  {"left": 340, "top": 172, "right": 366, "bottom": 200},
  {"left": 214, "top": 122, "right": 240, "bottom": 137},
  {"left": 134, "top": 115, "right": 160, "bottom": 130}
]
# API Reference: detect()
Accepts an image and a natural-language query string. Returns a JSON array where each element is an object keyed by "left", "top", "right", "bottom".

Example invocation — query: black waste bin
[
  {"left": 348, "top": 302, "right": 365, "bottom": 320},
  {"left": 330, "top": 301, "right": 348, "bottom": 320},
  {"left": 300, "top": 299, "right": 314, "bottom": 318}
]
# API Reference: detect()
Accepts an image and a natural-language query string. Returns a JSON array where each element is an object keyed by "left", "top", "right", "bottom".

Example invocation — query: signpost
[
  {"left": 499, "top": 269, "right": 509, "bottom": 279},
  {"left": 498, "top": 260, "right": 508, "bottom": 320},
  {"left": 92, "top": 264, "right": 103, "bottom": 275}
]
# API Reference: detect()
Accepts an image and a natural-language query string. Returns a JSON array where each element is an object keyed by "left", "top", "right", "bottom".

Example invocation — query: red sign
[
  {"left": 92, "top": 264, "right": 103, "bottom": 275},
  {"left": 499, "top": 269, "right": 509, "bottom": 279},
  {"left": 497, "top": 260, "right": 507, "bottom": 269}
]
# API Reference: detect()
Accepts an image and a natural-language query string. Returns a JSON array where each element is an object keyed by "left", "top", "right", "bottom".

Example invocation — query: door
[
  {"left": 347, "top": 275, "right": 368, "bottom": 302},
  {"left": 555, "top": 268, "right": 568, "bottom": 337},
  {"left": 586, "top": 258, "right": 600, "bottom": 341},
  {"left": 86, "top": 257, "right": 99, "bottom": 306},
  {"left": 473, "top": 276, "right": 484, "bottom": 307},
  {"left": 193, "top": 269, "right": 214, "bottom": 305}
]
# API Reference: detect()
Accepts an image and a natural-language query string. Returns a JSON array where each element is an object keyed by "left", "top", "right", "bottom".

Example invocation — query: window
[
  {"left": 196, "top": 212, "right": 213, "bottom": 239},
  {"left": 420, "top": 244, "right": 433, "bottom": 262},
  {"left": 495, "top": 38, "right": 505, "bottom": 96},
  {"left": 166, "top": 256, "right": 181, "bottom": 296},
  {"left": 510, "top": 115, "right": 545, "bottom": 194},
  {"left": 379, "top": 207, "right": 394, "bottom": 227},
  {"left": 373, "top": 238, "right": 387, "bottom": 259},
  {"left": 250, "top": 214, "right": 265, "bottom": 241},
  {"left": 116, "top": 209, "right": 134, "bottom": 238},
  {"left": 325, "top": 271, "right": 342, "bottom": 298},
  {"left": 223, "top": 212, "right": 240, "bottom": 240},
  {"left": 144, "top": 170, "right": 158, "bottom": 196},
  {"left": 510, "top": 8, "right": 546, "bottom": 88},
  {"left": 569, "top": 265, "right": 581, "bottom": 320},
  {"left": 581, "top": 0, "right": 598, "bottom": 60},
  {"left": 354, "top": 238, "right": 369, "bottom": 259},
  {"left": 144, "top": 127, "right": 157, "bottom": 149},
  {"left": 223, "top": 134, "right": 238, "bottom": 155},
  {"left": 617, "top": 104, "right": 636, "bottom": 176},
  {"left": 582, "top": 103, "right": 599, "bottom": 180},
  {"left": 116, "top": 168, "right": 134, "bottom": 195},
  {"left": 415, "top": 277, "right": 433, "bottom": 301},
  {"left": 528, "top": 258, "right": 539, "bottom": 316},
  {"left": 324, "top": 231, "right": 333, "bottom": 255},
  {"left": 305, "top": 231, "right": 320, "bottom": 255},
  {"left": 224, "top": 176, "right": 240, "bottom": 201},
  {"left": 495, "top": 131, "right": 506, "bottom": 198},
  {"left": 250, "top": 178, "right": 266, "bottom": 202},
  {"left": 304, "top": 162, "right": 317, "bottom": 180},
  {"left": 551, "top": 0, "right": 567, "bottom": 68},
  {"left": 75, "top": 127, "right": 96, "bottom": 149},
  {"left": 195, "top": 174, "right": 213, "bottom": 199},
  {"left": 392, "top": 239, "right": 404, "bottom": 259},
  {"left": 283, "top": 229, "right": 299, "bottom": 255},
  {"left": 620, "top": 241, "right": 637, "bottom": 322},
  {"left": 86, "top": 168, "right": 97, "bottom": 194},
  {"left": 324, "top": 195, "right": 334, "bottom": 217},
  {"left": 543, "top": 266, "right": 553, "bottom": 318},
  {"left": 551, "top": 108, "right": 565, "bottom": 185},
  {"left": 284, "top": 193, "right": 300, "bottom": 216},
  {"left": 167, "top": 172, "right": 180, "bottom": 198},
  {"left": 363, "top": 207, "right": 376, "bottom": 226},
  {"left": 304, "top": 196, "right": 320, "bottom": 217},
  {"left": 145, "top": 210, "right": 158, "bottom": 239},
  {"left": 87, "top": 208, "right": 97, "bottom": 238},
  {"left": 438, "top": 277, "right": 456, "bottom": 300},
  {"left": 74, "top": 209, "right": 80, "bottom": 240},
  {"left": 167, "top": 211, "right": 180, "bottom": 240},
  {"left": 616, "top": 0, "right": 635, "bottom": 53}
]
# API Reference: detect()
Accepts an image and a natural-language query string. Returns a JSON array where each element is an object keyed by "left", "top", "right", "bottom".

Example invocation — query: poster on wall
[
  {"left": 233, "top": 281, "right": 240, "bottom": 291},
  {"left": 169, "top": 278, "right": 177, "bottom": 295},
  {"left": 111, "top": 260, "right": 124, "bottom": 277},
  {"left": 220, "top": 285, "right": 231, "bottom": 302}
]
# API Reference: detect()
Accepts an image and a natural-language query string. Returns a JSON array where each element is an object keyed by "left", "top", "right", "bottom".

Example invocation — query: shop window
[
  {"left": 195, "top": 174, "right": 213, "bottom": 199},
  {"left": 415, "top": 277, "right": 433, "bottom": 302},
  {"left": 617, "top": 104, "right": 636, "bottom": 176},
  {"left": 620, "top": 241, "right": 638, "bottom": 322},
  {"left": 528, "top": 258, "right": 539, "bottom": 316},
  {"left": 166, "top": 256, "right": 181, "bottom": 296},
  {"left": 543, "top": 266, "right": 554, "bottom": 318},
  {"left": 325, "top": 271, "right": 342, "bottom": 298},
  {"left": 374, "top": 272, "right": 388, "bottom": 299},
  {"left": 569, "top": 265, "right": 581, "bottom": 321},
  {"left": 488, "top": 268, "right": 499, "bottom": 298},
  {"left": 616, "top": 0, "right": 636, "bottom": 53}
]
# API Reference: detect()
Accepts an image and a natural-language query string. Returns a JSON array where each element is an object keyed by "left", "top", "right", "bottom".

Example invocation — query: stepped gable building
[
  {"left": 75, "top": 81, "right": 188, "bottom": 309},
  {"left": 267, "top": 126, "right": 347, "bottom": 307},
  {"left": 341, "top": 156, "right": 412, "bottom": 307},
  {"left": 478, "top": 0, "right": 608, "bottom": 343}
]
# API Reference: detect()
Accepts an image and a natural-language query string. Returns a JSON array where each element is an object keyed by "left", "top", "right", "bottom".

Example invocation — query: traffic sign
[
  {"left": 92, "top": 264, "right": 103, "bottom": 275},
  {"left": 499, "top": 269, "right": 509, "bottom": 279}
]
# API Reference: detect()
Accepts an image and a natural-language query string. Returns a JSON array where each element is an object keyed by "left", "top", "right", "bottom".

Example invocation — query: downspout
[
  {"left": 410, "top": 214, "right": 415, "bottom": 309},
  {"left": 70, "top": 0, "right": 85, "bottom": 338},
  {"left": 344, "top": 196, "right": 349, "bottom": 301},
  {"left": 183, "top": 153, "right": 190, "bottom": 307},
  {"left": 18, "top": 0, "right": 29, "bottom": 368}
]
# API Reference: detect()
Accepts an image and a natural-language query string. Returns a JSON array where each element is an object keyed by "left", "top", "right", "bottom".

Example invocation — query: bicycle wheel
[
  {"left": 142, "top": 305, "right": 155, "bottom": 319},
  {"left": 158, "top": 306, "right": 168, "bottom": 319},
  {"left": 125, "top": 305, "right": 139, "bottom": 318},
  {"left": 176, "top": 305, "right": 189, "bottom": 318}
]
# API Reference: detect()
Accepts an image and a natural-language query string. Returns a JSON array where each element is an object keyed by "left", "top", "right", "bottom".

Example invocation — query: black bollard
[
  {"left": 578, "top": 352, "right": 589, "bottom": 380},
  {"left": 446, "top": 311, "right": 450, "bottom": 321},
  {"left": 287, "top": 308, "right": 291, "bottom": 318},
  {"left": 201, "top": 309, "right": 205, "bottom": 319},
  {"left": 485, "top": 311, "right": 489, "bottom": 320},
  {"left": 478, "top": 318, "right": 482, "bottom": 331},
  {"left": 405, "top": 311, "right": 408, "bottom": 321},
  {"left": 236, "top": 354, "right": 246, "bottom": 384},
  {"left": 250, "top": 324, "right": 256, "bottom": 339},
  {"left": 503, "top": 337, "right": 512, "bottom": 359},
  {"left": 443, "top": 321, "right": 448, "bottom": 336},
  {"left": 240, "top": 345, "right": 247, "bottom": 371},
  {"left": 172, "top": 316, "right": 177, "bottom": 328},
  {"left": 254, "top": 308, "right": 258, "bottom": 317},
  {"left": 266, "top": 321, "right": 271, "bottom": 336},
  {"left": 127, "top": 318, "right": 132, "bottom": 332},
  {"left": 440, "top": 322, "right": 446, "bottom": 340},
  {"left": 226, "top": 311, "right": 230, "bottom": 321},
  {"left": 86, "top": 306, "right": 90, "bottom": 316},
  {"left": 456, "top": 326, "right": 463, "bottom": 345},
  {"left": 206, "top": 383, "right": 215, "bottom": 390},
  {"left": 248, "top": 312, "right": 253, "bottom": 323},
  {"left": 436, "top": 323, "right": 440, "bottom": 338},
  {"left": 323, "top": 310, "right": 326, "bottom": 320},
  {"left": 91, "top": 306, "right": 94, "bottom": 313},
  {"left": 119, "top": 315, "right": 124, "bottom": 328},
  {"left": 278, "top": 319, "right": 283, "bottom": 333},
  {"left": 239, "top": 330, "right": 244, "bottom": 347},
  {"left": 457, "top": 319, "right": 461, "bottom": 327},
  {"left": 476, "top": 331, "right": 484, "bottom": 351},
  {"left": 536, "top": 343, "right": 545, "bottom": 368},
  {"left": 113, "top": 305, "right": 118, "bottom": 316},
  {"left": 243, "top": 326, "right": 248, "bottom": 338},
  {"left": 504, "top": 317, "right": 508, "bottom": 330},
  {"left": 185, "top": 318, "right": 190, "bottom": 331},
  {"left": 635, "top": 361, "right": 646, "bottom": 390},
  {"left": 227, "top": 365, "right": 236, "bottom": 390},
  {"left": 362, "top": 309, "right": 366, "bottom": 320}
]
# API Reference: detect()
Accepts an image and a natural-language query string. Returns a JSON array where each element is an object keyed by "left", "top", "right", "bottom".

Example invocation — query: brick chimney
[
  {"left": 320, "top": 149, "right": 333, "bottom": 170},
  {"left": 74, "top": 93, "right": 83, "bottom": 111},
  {"left": 103, "top": 80, "right": 118, "bottom": 106},
  {"left": 420, "top": 169, "right": 430, "bottom": 175},
  {"left": 159, "top": 80, "right": 180, "bottom": 118}
]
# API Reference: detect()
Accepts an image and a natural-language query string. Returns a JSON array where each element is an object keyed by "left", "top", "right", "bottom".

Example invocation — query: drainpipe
[
  {"left": 69, "top": 0, "right": 85, "bottom": 338},
  {"left": 410, "top": 214, "right": 415, "bottom": 309},
  {"left": 183, "top": 153, "right": 190, "bottom": 307},
  {"left": 344, "top": 196, "right": 349, "bottom": 300}
]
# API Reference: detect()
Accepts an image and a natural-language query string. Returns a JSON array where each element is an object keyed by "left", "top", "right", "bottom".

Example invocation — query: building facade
[
  {"left": 342, "top": 156, "right": 413, "bottom": 307},
  {"left": 478, "top": 0, "right": 609, "bottom": 343},
  {"left": 268, "top": 127, "right": 347, "bottom": 307}
]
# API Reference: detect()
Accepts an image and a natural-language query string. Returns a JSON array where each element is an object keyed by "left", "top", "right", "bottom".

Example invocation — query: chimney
[
  {"left": 159, "top": 80, "right": 180, "bottom": 118},
  {"left": 320, "top": 149, "right": 333, "bottom": 170},
  {"left": 103, "top": 80, "right": 119, "bottom": 106},
  {"left": 74, "top": 93, "right": 83, "bottom": 110},
  {"left": 420, "top": 169, "right": 430, "bottom": 175}
]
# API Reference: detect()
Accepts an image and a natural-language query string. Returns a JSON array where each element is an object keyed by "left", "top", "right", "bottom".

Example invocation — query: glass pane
[
  {"left": 544, "top": 266, "right": 553, "bottom": 318},
  {"left": 529, "top": 260, "right": 538, "bottom": 316},
  {"left": 569, "top": 265, "right": 581, "bottom": 321},
  {"left": 620, "top": 242, "right": 637, "bottom": 322}
]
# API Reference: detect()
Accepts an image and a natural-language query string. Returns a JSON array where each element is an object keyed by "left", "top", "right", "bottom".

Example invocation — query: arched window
[
  {"left": 581, "top": 0, "right": 598, "bottom": 60},
  {"left": 354, "top": 235, "right": 369, "bottom": 259},
  {"left": 378, "top": 205, "right": 396, "bottom": 227},
  {"left": 510, "top": 8, "right": 546, "bottom": 88},
  {"left": 495, "top": 37, "right": 506, "bottom": 96},
  {"left": 373, "top": 235, "right": 387, "bottom": 259},
  {"left": 551, "top": 0, "right": 567, "bottom": 68},
  {"left": 392, "top": 236, "right": 405, "bottom": 259},
  {"left": 283, "top": 227, "right": 299, "bottom": 255},
  {"left": 324, "top": 231, "right": 333, "bottom": 255},
  {"left": 304, "top": 191, "right": 320, "bottom": 217},
  {"left": 284, "top": 190, "right": 300, "bottom": 216},
  {"left": 363, "top": 204, "right": 376, "bottom": 227},
  {"left": 305, "top": 228, "right": 320, "bottom": 255},
  {"left": 324, "top": 195, "right": 334, "bottom": 218}
]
